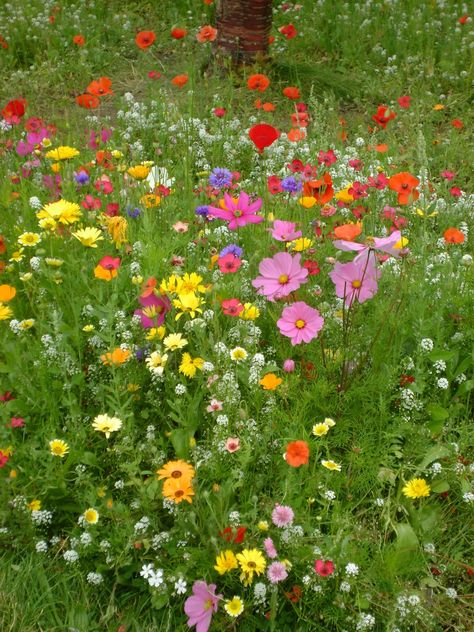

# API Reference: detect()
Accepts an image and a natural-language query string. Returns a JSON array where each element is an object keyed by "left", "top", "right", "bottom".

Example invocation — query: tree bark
[{"left": 215, "top": 0, "right": 273, "bottom": 64}]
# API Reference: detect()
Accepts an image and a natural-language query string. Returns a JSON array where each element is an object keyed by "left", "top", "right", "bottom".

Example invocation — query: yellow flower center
[
  {"left": 204, "top": 599, "right": 213, "bottom": 611},
  {"left": 278, "top": 274, "right": 289, "bottom": 284},
  {"left": 352, "top": 280, "right": 362, "bottom": 288},
  {"left": 295, "top": 319, "right": 306, "bottom": 329}
]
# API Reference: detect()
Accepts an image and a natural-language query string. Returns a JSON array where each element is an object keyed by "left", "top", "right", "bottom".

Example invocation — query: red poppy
[
  {"left": 247, "top": 74, "right": 270, "bottom": 92},
  {"left": 221, "top": 298, "right": 244, "bottom": 316},
  {"left": 248, "top": 124, "right": 279, "bottom": 153},
  {"left": 284, "top": 586, "right": 302, "bottom": 603},
  {"left": 87, "top": 77, "right": 113, "bottom": 97},
  {"left": 171, "top": 27, "right": 187, "bottom": 39},
  {"left": 219, "top": 526, "right": 247, "bottom": 543},
  {"left": 397, "top": 95, "right": 411, "bottom": 108},
  {"left": 303, "top": 260, "right": 320, "bottom": 275},
  {"left": 73, "top": 34, "right": 85, "bottom": 46},
  {"left": 0, "top": 35, "right": 8, "bottom": 49},
  {"left": 443, "top": 227, "right": 465, "bottom": 244},
  {"left": 268, "top": 35, "right": 275, "bottom": 44},
  {"left": 148, "top": 70, "right": 161, "bottom": 80},
  {"left": 213, "top": 107, "right": 226, "bottom": 117},
  {"left": 279, "top": 24, "right": 297, "bottom": 39},
  {"left": 451, "top": 119, "right": 463, "bottom": 129},
  {"left": 0, "top": 235, "right": 6, "bottom": 255},
  {"left": 372, "top": 105, "right": 396, "bottom": 129},
  {"left": 303, "top": 172, "right": 334, "bottom": 204},
  {"left": 287, "top": 128, "right": 305, "bottom": 142},
  {"left": 314, "top": 560, "right": 335, "bottom": 576},
  {"left": 268, "top": 175, "right": 283, "bottom": 194},
  {"left": 333, "top": 222, "right": 362, "bottom": 241},
  {"left": 283, "top": 86, "right": 300, "bottom": 100},
  {"left": 2, "top": 98, "right": 26, "bottom": 123},
  {"left": 76, "top": 94, "right": 100, "bottom": 109},
  {"left": 449, "top": 186, "right": 462, "bottom": 197},
  {"left": 171, "top": 74, "right": 189, "bottom": 88},
  {"left": 135, "top": 31, "right": 156, "bottom": 49},
  {"left": 388, "top": 172, "right": 420, "bottom": 205},
  {"left": 99, "top": 256, "right": 121, "bottom": 270},
  {"left": 196, "top": 25, "right": 217, "bottom": 42},
  {"left": 285, "top": 440, "right": 309, "bottom": 467},
  {"left": 458, "top": 15, "right": 469, "bottom": 24},
  {"left": 218, "top": 253, "right": 241, "bottom": 273}
]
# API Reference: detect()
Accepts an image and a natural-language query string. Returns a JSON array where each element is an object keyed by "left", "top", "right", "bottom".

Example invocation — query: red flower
[
  {"left": 2, "top": 98, "right": 26, "bottom": 123},
  {"left": 221, "top": 298, "right": 244, "bottom": 316},
  {"left": 318, "top": 150, "right": 337, "bottom": 167},
  {"left": 99, "top": 256, "right": 121, "bottom": 270},
  {"left": 397, "top": 95, "right": 411, "bottom": 108},
  {"left": 303, "top": 172, "right": 334, "bottom": 205},
  {"left": 213, "top": 107, "right": 226, "bottom": 117},
  {"left": 0, "top": 391, "right": 14, "bottom": 402},
  {"left": 171, "top": 27, "right": 187, "bottom": 39},
  {"left": 314, "top": 559, "right": 335, "bottom": 576},
  {"left": 219, "top": 526, "right": 247, "bottom": 543},
  {"left": 372, "top": 105, "right": 396, "bottom": 129},
  {"left": 248, "top": 124, "right": 279, "bottom": 153},
  {"left": 388, "top": 172, "right": 420, "bottom": 205},
  {"left": 443, "top": 227, "right": 464, "bottom": 244},
  {"left": 283, "top": 86, "right": 300, "bottom": 100},
  {"left": 458, "top": 15, "right": 469, "bottom": 25},
  {"left": 87, "top": 77, "right": 113, "bottom": 97},
  {"left": 196, "top": 25, "right": 217, "bottom": 43},
  {"left": 279, "top": 24, "right": 297, "bottom": 39},
  {"left": 73, "top": 34, "right": 85, "bottom": 46},
  {"left": 135, "top": 31, "right": 156, "bottom": 49},
  {"left": 287, "top": 159, "right": 304, "bottom": 173},
  {"left": 0, "top": 451, "right": 9, "bottom": 468},
  {"left": 449, "top": 186, "right": 462, "bottom": 197},
  {"left": 9, "top": 417, "right": 25, "bottom": 428},
  {"left": 171, "top": 74, "right": 189, "bottom": 88},
  {"left": 268, "top": 175, "right": 283, "bottom": 195},
  {"left": 451, "top": 119, "right": 463, "bottom": 129},
  {"left": 217, "top": 253, "right": 241, "bottom": 273},
  {"left": 247, "top": 74, "right": 270, "bottom": 92},
  {"left": 285, "top": 440, "right": 309, "bottom": 467},
  {"left": 284, "top": 586, "right": 302, "bottom": 603},
  {"left": 148, "top": 70, "right": 161, "bottom": 80},
  {"left": 303, "top": 260, "right": 320, "bottom": 275},
  {"left": 76, "top": 94, "right": 100, "bottom": 109}
]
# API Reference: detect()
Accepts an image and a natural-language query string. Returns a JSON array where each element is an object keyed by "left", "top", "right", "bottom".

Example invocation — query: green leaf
[
  {"left": 418, "top": 445, "right": 450, "bottom": 470},
  {"left": 170, "top": 428, "right": 190, "bottom": 458},
  {"left": 455, "top": 379, "right": 474, "bottom": 396},
  {"left": 430, "top": 480, "right": 450, "bottom": 493},
  {"left": 426, "top": 403, "right": 449, "bottom": 422},
  {"left": 394, "top": 523, "right": 419, "bottom": 552},
  {"left": 151, "top": 592, "right": 169, "bottom": 610}
]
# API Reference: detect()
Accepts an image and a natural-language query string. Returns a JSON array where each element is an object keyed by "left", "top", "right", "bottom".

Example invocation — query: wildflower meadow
[{"left": 1, "top": 1, "right": 474, "bottom": 630}]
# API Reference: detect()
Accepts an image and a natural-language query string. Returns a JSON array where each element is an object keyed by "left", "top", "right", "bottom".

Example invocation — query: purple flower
[
  {"left": 281, "top": 176, "right": 302, "bottom": 194},
  {"left": 75, "top": 170, "right": 90, "bottom": 185},
  {"left": 219, "top": 244, "right": 243, "bottom": 258},
  {"left": 208, "top": 191, "right": 263, "bottom": 230},
  {"left": 267, "top": 561, "right": 288, "bottom": 584},
  {"left": 252, "top": 252, "right": 308, "bottom": 302},
  {"left": 127, "top": 207, "right": 142, "bottom": 218},
  {"left": 209, "top": 167, "right": 233, "bottom": 189},
  {"left": 271, "top": 504, "right": 294, "bottom": 528},
  {"left": 329, "top": 252, "right": 380, "bottom": 306},
  {"left": 184, "top": 580, "right": 222, "bottom": 632},
  {"left": 195, "top": 205, "right": 210, "bottom": 217}
]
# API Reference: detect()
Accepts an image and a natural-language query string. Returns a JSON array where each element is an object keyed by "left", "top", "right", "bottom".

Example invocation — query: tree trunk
[{"left": 215, "top": 0, "right": 273, "bottom": 65}]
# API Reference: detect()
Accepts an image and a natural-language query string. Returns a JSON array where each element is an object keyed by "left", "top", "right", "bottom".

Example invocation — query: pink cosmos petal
[{"left": 333, "top": 240, "right": 366, "bottom": 253}]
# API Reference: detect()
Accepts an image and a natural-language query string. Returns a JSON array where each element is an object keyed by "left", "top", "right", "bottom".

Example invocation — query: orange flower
[
  {"left": 333, "top": 223, "right": 362, "bottom": 241},
  {"left": 162, "top": 477, "right": 194, "bottom": 504},
  {"left": 287, "top": 128, "right": 306, "bottom": 142},
  {"left": 76, "top": 94, "right": 100, "bottom": 109},
  {"left": 0, "top": 285, "right": 16, "bottom": 302},
  {"left": 171, "top": 74, "right": 189, "bottom": 88},
  {"left": 73, "top": 34, "right": 85, "bottom": 46},
  {"left": 196, "top": 25, "right": 217, "bottom": 43},
  {"left": 100, "top": 348, "right": 131, "bottom": 366},
  {"left": 135, "top": 31, "right": 156, "bottom": 49},
  {"left": 285, "top": 440, "right": 309, "bottom": 467},
  {"left": 444, "top": 228, "right": 465, "bottom": 244},
  {"left": 283, "top": 86, "right": 300, "bottom": 100},
  {"left": 259, "top": 373, "right": 282, "bottom": 390},
  {"left": 87, "top": 77, "right": 113, "bottom": 97},
  {"left": 94, "top": 265, "right": 118, "bottom": 281},
  {"left": 388, "top": 172, "right": 420, "bottom": 205},
  {"left": 247, "top": 74, "right": 270, "bottom": 92},
  {"left": 303, "top": 173, "right": 334, "bottom": 204}
]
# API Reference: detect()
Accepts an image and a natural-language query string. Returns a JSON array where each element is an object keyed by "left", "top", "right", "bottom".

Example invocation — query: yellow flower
[
  {"left": 0, "top": 285, "right": 16, "bottom": 302},
  {"left": 335, "top": 186, "right": 354, "bottom": 204},
  {"left": 27, "top": 499, "right": 41, "bottom": 511},
  {"left": 160, "top": 274, "right": 181, "bottom": 294},
  {"left": 214, "top": 550, "right": 238, "bottom": 575},
  {"left": 321, "top": 459, "right": 341, "bottom": 472},
  {"left": 18, "top": 319, "right": 35, "bottom": 330},
  {"left": 298, "top": 196, "right": 317, "bottom": 208},
  {"left": 156, "top": 460, "right": 195, "bottom": 482},
  {"left": 163, "top": 333, "right": 188, "bottom": 351},
  {"left": 224, "top": 596, "right": 244, "bottom": 618},
  {"left": 38, "top": 217, "right": 57, "bottom": 231},
  {"left": 402, "top": 478, "right": 431, "bottom": 499},
  {"left": 257, "top": 520, "right": 269, "bottom": 531},
  {"left": 146, "top": 327, "right": 166, "bottom": 341},
  {"left": 127, "top": 383, "right": 140, "bottom": 392},
  {"left": 37, "top": 199, "right": 82, "bottom": 225},
  {"left": 287, "top": 237, "right": 313, "bottom": 252},
  {"left": 83, "top": 324, "right": 95, "bottom": 332},
  {"left": 83, "top": 508, "right": 99, "bottom": 524},
  {"left": 146, "top": 351, "right": 168, "bottom": 375},
  {"left": 236, "top": 549, "right": 266, "bottom": 586},
  {"left": 324, "top": 417, "right": 336, "bottom": 427},
  {"left": 72, "top": 227, "right": 104, "bottom": 247},
  {"left": 42, "top": 138, "right": 52, "bottom": 148},
  {"left": 259, "top": 373, "right": 282, "bottom": 390},
  {"left": 49, "top": 439, "right": 69, "bottom": 457},
  {"left": 433, "top": 104, "right": 445, "bottom": 111},
  {"left": 45, "top": 146, "right": 80, "bottom": 160},
  {"left": 173, "top": 292, "right": 204, "bottom": 320},
  {"left": 111, "top": 150, "right": 123, "bottom": 158},
  {"left": 239, "top": 303, "right": 260, "bottom": 320},
  {"left": 18, "top": 232, "right": 41, "bottom": 247},
  {"left": 20, "top": 272, "right": 33, "bottom": 282},
  {"left": 45, "top": 258, "right": 64, "bottom": 267},
  {"left": 176, "top": 273, "right": 206, "bottom": 295},
  {"left": 415, "top": 208, "right": 438, "bottom": 219},
  {"left": 100, "top": 348, "right": 131, "bottom": 366},
  {"left": 127, "top": 165, "right": 150, "bottom": 180},
  {"left": 131, "top": 275, "right": 144, "bottom": 285},
  {"left": 92, "top": 414, "right": 122, "bottom": 438},
  {"left": 179, "top": 353, "right": 204, "bottom": 378},
  {"left": 10, "top": 249, "right": 25, "bottom": 262},
  {"left": 0, "top": 303, "right": 13, "bottom": 320},
  {"left": 140, "top": 193, "right": 161, "bottom": 208},
  {"left": 104, "top": 215, "right": 128, "bottom": 247},
  {"left": 312, "top": 423, "right": 329, "bottom": 437},
  {"left": 230, "top": 347, "right": 248, "bottom": 362},
  {"left": 162, "top": 477, "right": 194, "bottom": 504}
]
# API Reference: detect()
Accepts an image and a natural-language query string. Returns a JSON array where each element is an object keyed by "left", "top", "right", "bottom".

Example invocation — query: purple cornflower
[
  {"left": 219, "top": 244, "right": 243, "bottom": 258},
  {"left": 195, "top": 205, "right": 210, "bottom": 217},
  {"left": 281, "top": 176, "right": 302, "bottom": 194},
  {"left": 267, "top": 561, "right": 288, "bottom": 584},
  {"left": 209, "top": 168, "right": 233, "bottom": 189},
  {"left": 74, "top": 170, "right": 90, "bottom": 185},
  {"left": 127, "top": 207, "right": 142, "bottom": 218},
  {"left": 271, "top": 504, "right": 294, "bottom": 528}
]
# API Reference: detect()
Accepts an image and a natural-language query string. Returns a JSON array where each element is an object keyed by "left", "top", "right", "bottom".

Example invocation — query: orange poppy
[
  {"left": 283, "top": 86, "right": 300, "bottom": 100},
  {"left": 196, "top": 25, "right": 217, "bottom": 43},
  {"left": 444, "top": 228, "right": 465, "bottom": 244},
  {"left": 260, "top": 373, "right": 282, "bottom": 390},
  {"left": 135, "top": 31, "right": 156, "bottom": 49},
  {"left": 247, "top": 74, "right": 270, "bottom": 92},
  {"left": 388, "top": 172, "right": 420, "bottom": 205},
  {"left": 100, "top": 348, "right": 131, "bottom": 366},
  {"left": 285, "top": 440, "right": 309, "bottom": 467},
  {"left": 76, "top": 94, "right": 100, "bottom": 109},
  {"left": 255, "top": 99, "right": 276, "bottom": 112},
  {"left": 87, "top": 77, "right": 113, "bottom": 97},
  {"left": 171, "top": 74, "right": 189, "bottom": 88},
  {"left": 287, "top": 128, "right": 306, "bottom": 142},
  {"left": 0, "top": 285, "right": 16, "bottom": 302},
  {"left": 303, "top": 173, "right": 334, "bottom": 204},
  {"left": 94, "top": 265, "right": 118, "bottom": 281},
  {"left": 73, "top": 34, "right": 85, "bottom": 46},
  {"left": 333, "top": 223, "right": 362, "bottom": 241}
]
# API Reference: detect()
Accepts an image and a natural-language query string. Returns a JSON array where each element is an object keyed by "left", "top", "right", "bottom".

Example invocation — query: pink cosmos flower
[
  {"left": 134, "top": 293, "right": 171, "bottom": 328},
  {"left": 333, "top": 230, "right": 406, "bottom": 263},
  {"left": 314, "top": 559, "right": 335, "bottom": 576},
  {"left": 272, "top": 503, "right": 294, "bottom": 528},
  {"left": 329, "top": 252, "right": 380, "bottom": 306},
  {"left": 267, "top": 561, "right": 288, "bottom": 584},
  {"left": 184, "top": 580, "right": 222, "bottom": 632},
  {"left": 264, "top": 537, "right": 278, "bottom": 559},
  {"left": 277, "top": 301, "right": 324, "bottom": 346},
  {"left": 225, "top": 437, "right": 240, "bottom": 453},
  {"left": 270, "top": 220, "right": 302, "bottom": 242},
  {"left": 252, "top": 252, "right": 308, "bottom": 302},
  {"left": 208, "top": 191, "right": 264, "bottom": 230},
  {"left": 218, "top": 253, "right": 242, "bottom": 273}
]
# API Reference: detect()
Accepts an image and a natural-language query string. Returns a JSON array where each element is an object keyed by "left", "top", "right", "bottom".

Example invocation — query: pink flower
[
  {"left": 283, "top": 359, "right": 295, "bottom": 373},
  {"left": 329, "top": 253, "right": 380, "bottom": 306},
  {"left": 208, "top": 191, "right": 263, "bottom": 230},
  {"left": 99, "top": 256, "right": 120, "bottom": 270},
  {"left": 0, "top": 451, "right": 9, "bottom": 468},
  {"left": 367, "top": 173, "right": 389, "bottom": 190},
  {"left": 206, "top": 398, "right": 223, "bottom": 413},
  {"left": 10, "top": 417, "right": 25, "bottom": 428},
  {"left": 134, "top": 293, "right": 171, "bottom": 328},
  {"left": 213, "top": 107, "right": 227, "bottom": 117},
  {"left": 348, "top": 181, "right": 368, "bottom": 198},
  {"left": 81, "top": 194, "right": 101, "bottom": 210},
  {"left": 333, "top": 230, "right": 406, "bottom": 262},
  {"left": 450, "top": 186, "right": 462, "bottom": 197},
  {"left": 225, "top": 437, "right": 240, "bottom": 453},
  {"left": 272, "top": 503, "right": 294, "bottom": 528},
  {"left": 318, "top": 150, "right": 337, "bottom": 166},
  {"left": 270, "top": 220, "right": 302, "bottom": 242},
  {"left": 267, "top": 561, "right": 288, "bottom": 583},
  {"left": 277, "top": 301, "right": 324, "bottom": 346},
  {"left": 252, "top": 252, "right": 308, "bottom": 302},
  {"left": 221, "top": 298, "right": 244, "bottom": 316},
  {"left": 314, "top": 559, "right": 334, "bottom": 576},
  {"left": 217, "top": 253, "right": 242, "bottom": 273},
  {"left": 441, "top": 170, "right": 456, "bottom": 181},
  {"left": 184, "top": 580, "right": 222, "bottom": 632},
  {"left": 264, "top": 537, "right": 278, "bottom": 559}
]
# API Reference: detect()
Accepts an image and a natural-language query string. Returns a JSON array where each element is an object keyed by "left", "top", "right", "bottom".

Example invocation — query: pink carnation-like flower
[
  {"left": 272, "top": 503, "right": 294, "bottom": 528},
  {"left": 252, "top": 252, "right": 308, "bottom": 302},
  {"left": 267, "top": 561, "right": 288, "bottom": 584},
  {"left": 208, "top": 191, "right": 263, "bottom": 230},
  {"left": 329, "top": 252, "right": 380, "bottom": 306},
  {"left": 264, "top": 537, "right": 278, "bottom": 559},
  {"left": 184, "top": 580, "right": 222, "bottom": 632},
  {"left": 277, "top": 301, "right": 324, "bottom": 345}
]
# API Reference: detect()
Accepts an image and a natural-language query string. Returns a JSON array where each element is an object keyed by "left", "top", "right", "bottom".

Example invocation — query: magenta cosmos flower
[
  {"left": 208, "top": 191, "right": 264, "bottom": 230},
  {"left": 252, "top": 252, "right": 308, "bottom": 302},
  {"left": 329, "top": 252, "right": 380, "bottom": 307},
  {"left": 184, "top": 580, "right": 222, "bottom": 632},
  {"left": 333, "top": 230, "right": 406, "bottom": 262},
  {"left": 277, "top": 301, "right": 324, "bottom": 345},
  {"left": 134, "top": 293, "right": 171, "bottom": 328}
]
